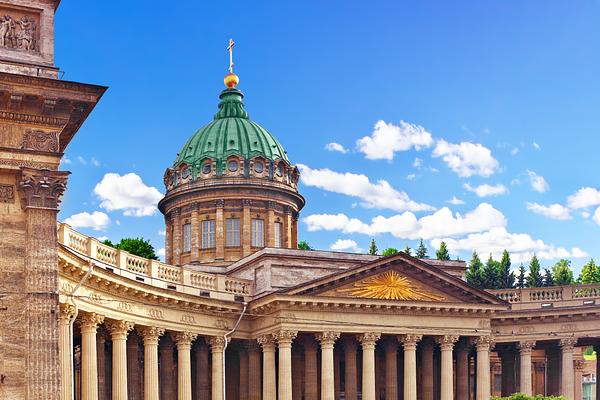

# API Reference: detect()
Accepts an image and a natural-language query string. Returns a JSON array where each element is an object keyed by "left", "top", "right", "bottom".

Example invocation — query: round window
[
  {"left": 202, "top": 163, "right": 212, "bottom": 174},
  {"left": 276, "top": 165, "right": 283, "bottom": 177},
  {"left": 228, "top": 160, "right": 238, "bottom": 172},
  {"left": 254, "top": 162, "right": 264, "bottom": 173},
  {"left": 181, "top": 167, "right": 190, "bottom": 179}
]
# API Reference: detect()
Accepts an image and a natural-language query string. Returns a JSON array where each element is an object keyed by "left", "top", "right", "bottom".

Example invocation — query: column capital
[
  {"left": 138, "top": 326, "right": 164, "bottom": 346},
  {"left": 58, "top": 302, "right": 76, "bottom": 323},
  {"left": 207, "top": 336, "right": 226, "bottom": 351},
  {"left": 560, "top": 337, "right": 578, "bottom": 351},
  {"left": 78, "top": 312, "right": 104, "bottom": 333},
  {"left": 474, "top": 336, "right": 493, "bottom": 351},
  {"left": 274, "top": 330, "right": 298, "bottom": 347},
  {"left": 257, "top": 334, "right": 276, "bottom": 351},
  {"left": 106, "top": 320, "right": 134, "bottom": 340},
  {"left": 315, "top": 331, "right": 340, "bottom": 348},
  {"left": 574, "top": 359, "right": 585, "bottom": 371},
  {"left": 18, "top": 167, "right": 69, "bottom": 210},
  {"left": 174, "top": 331, "right": 198, "bottom": 348},
  {"left": 357, "top": 332, "right": 381, "bottom": 349},
  {"left": 517, "top": 340, "right": 536, "bottom": 354},
  {"left": 399, "top": 334, "right": 422, "bottom": 351},
  {"left": 435, "top": 335, "right": 459, "bottom": 351}
]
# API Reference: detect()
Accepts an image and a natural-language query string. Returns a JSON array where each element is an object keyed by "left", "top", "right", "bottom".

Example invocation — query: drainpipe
[{"left": 222, "top": 301, "right": 247, "bottom": 400}]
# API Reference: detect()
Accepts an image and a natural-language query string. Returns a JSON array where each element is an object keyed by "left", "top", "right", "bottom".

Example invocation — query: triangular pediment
[{"left": 284, "top": 253, "right": 506, "bottom": 305}]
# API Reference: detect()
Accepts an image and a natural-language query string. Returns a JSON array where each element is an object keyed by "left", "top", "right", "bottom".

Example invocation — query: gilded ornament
[{"left": 337, "top": 270, "right": 445, "bottom": 301}]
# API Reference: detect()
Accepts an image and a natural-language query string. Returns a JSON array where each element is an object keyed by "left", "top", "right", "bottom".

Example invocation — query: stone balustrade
[
  {"left": 58, "top": 223, "right": 252, "bottom": 300},
  {"left": 490, "top": 284, "right": 600, "bottom": 310}
]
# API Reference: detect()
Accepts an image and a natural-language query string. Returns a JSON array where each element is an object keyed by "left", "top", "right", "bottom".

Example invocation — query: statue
[
  {"left": 0, "top": 16, "right": 14, "bottom": 48},
  {"left": 17, "top": 16, "right": 34, "bottom": 51}
]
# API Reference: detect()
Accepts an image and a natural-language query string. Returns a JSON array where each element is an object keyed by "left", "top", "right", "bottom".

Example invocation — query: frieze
[
  {"left": 214, "top": 319, "right": 230, "bottom": 330},
  {"left": 147, "top": 308, "right": 164, "bottom": 319},
  {"left": 21, "top": 130, "right": 59, "bottom": 152},
  {"left": 0, "top": 13, "right": 38, "bottom": 52},
  {"left": 0, "top": 110, "right": 68, "bottom": 126},
  {"left": 0, "top": 184, "right": 14, "bottom": 203},
  {"left": 88, "top": 292, "right": 103, "bottom": 304},
  {"left": 180, "top": 314, "right": 196, "bottom": 324},
  {"left": 18, "top": 167, "right": 68, "bottom": 210},
  {"left": 117, "top": 301, "right": 133, "bottom": 313},
  {"left": 0, "top": 158, "right": 57, "bottom": 170}
]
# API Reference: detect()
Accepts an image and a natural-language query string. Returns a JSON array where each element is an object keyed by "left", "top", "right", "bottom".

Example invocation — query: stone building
[{"left": 1, "top": 2, "right": 599, "bottom": 400}]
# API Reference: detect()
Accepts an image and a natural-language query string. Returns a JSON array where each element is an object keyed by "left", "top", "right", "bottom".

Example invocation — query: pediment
[{"left": 284, "top": 253, "right": 506, "bottom": 305}]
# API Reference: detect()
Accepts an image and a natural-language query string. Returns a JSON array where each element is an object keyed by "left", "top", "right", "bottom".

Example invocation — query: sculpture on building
[{"left": 0, "top": 14, "right": 35, "bottom": 51}]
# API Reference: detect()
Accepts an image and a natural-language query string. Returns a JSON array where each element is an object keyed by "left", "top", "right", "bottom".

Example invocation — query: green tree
[
  {"left": 106, "top": 238, "right": 158, "bottom": 260},
  {"left": 297, "top": 240, "right": 312, "bottom": 250},
  {"left": 482, "top": 254, "right": 501, "bottom": 289},
  {"left": 382, "top": 248, "right": 399, "bottom": 257},
  {"left": 368, "top": 239, "right": 378, "bottom": 255},
  {"left": 543, "top": 268, "right": 554, "bottom": 287},
  {"left": 403, "top": 246, "right": 412, "bottom": 256},
  {"left": 498, "top": 250, "right": 515, "bottom": 289},
  {"left": 415, "top": 239, "right": 428, "bottom": 258},
  {"left": 578, "top": 258, "right": 597, "bottom": 284},
  {"left": 526, "top": 255, "right": 543, "bottom": 288},
  {"left": 516, "top": 264, "right": 526, "bottom": 288},
  {"left": 466, "top": 251, "right": 484, "bottom": 289},
  {"left": 102, "top": 239, "right": 114, "bottom": 247},
  {"left": 552, "top": 259, "right": 574, "bottom": 285},
  {"left": 436, "top": 241, "right": 450, "bottom": 261}
]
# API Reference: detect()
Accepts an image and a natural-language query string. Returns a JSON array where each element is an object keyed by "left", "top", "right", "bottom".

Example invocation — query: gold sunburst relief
[{"left": 337, "top": 271, "right": 445, "bottom": 301}]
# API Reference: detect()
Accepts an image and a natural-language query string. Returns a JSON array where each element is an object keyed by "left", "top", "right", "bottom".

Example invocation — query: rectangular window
[
  {"left": 251, "top": 219, "right": 264, "bottom": 247},
  {"left": 183, "top": 223, "right": 191, "bottom": 252},
  {"left": 201, "top": 220, "right": 215, "bottom": 249},
  {"left": 226, "top": 218, "right": 240, "bottom": 247},
  {"left": 274, "top": 222, "right": 282, "bottom": 248}
]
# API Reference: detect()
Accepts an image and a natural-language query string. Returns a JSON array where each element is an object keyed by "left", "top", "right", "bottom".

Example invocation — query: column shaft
[
  {"left": 436, "top": 336, "right": 458, "bottom": 400},
  {"left": 59, "top": 304, "right": 75, "bottom": 400},
  {"left": 176, "top": 332, "right": 198, "bottom": 400},
  {"left": 80, "top": 313, "right": 104, "bottom": 400},
  {"left": 108, "top": 321, "right": 134, "bottom": 400},
  {"left": 358, "top": 333, "right": 380, "bottom": 400},
  {"left": 209, "top": 337, "right": 225, "bottom": 400},
  {"left": 276, "top": 331, "right": 298, "bottom": 400},
  {"left": 343, "top": 339, "right": 358, "bottom": 400},
  {"left": 518, "top": 341, "right": 535, "bottom": 396},
  {"left": 258, "top": 335, "right": 277, "bottom": 400},
  {"left": 316, "top": 332, "right": 340, "bottom": 400},
  {"left": 195, "top": 343, "right": 211, "bottom": 400},
  {"left": 421, "top": 340, "right": 434, "bottom": 400},
  {"left": 475, "top": 337, "right": 491, "bottom": 400},
  {"left": 400, "top": 335, "right": 421, "bottom": 400},
  {"left": 560, "top": 338, "right": 576, "bottom": 400},
  {"left": 139, "top": 327, "right": 164, "bottom": 400}
]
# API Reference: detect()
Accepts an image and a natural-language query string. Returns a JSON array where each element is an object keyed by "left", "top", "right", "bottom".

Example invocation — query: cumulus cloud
[
  {"left": 304, "top": 203, "right": 506, "bottom": 240},
  {"left": 447, "top": 196, "right": 465, "bottom": 205},
  {"left": 298, "top": 164, "right": 434, "bottom": 212},
  {"left": 526, "top": 170, "right": 549, "bottom": 193},
  {"left": 158, "top": 230, "right": 166, "bottom": 236},
  {"left": 356, "top": 120, "right": 433, "bottom": 160},
  {"left": 431, "top": 227, "right": 587, "bottom": 263},
  {"left": 156, "top": 248, "right": 166, "bottom": 260},
  {"left": 330, "top": 239, "right": 362, "bottom": 252},
  {"left": 325, "top": 142, "right": 348, "bottom": 154},
  {"left": 526, "top": 202, "right": 571, "bottom": 220},
  {"left": 566, "top": 187, "right": 600, "bottom": 209},
  {"left": 432, "top": 140, "right": 500, "bottom": 178},
  {"left": 77, "top": 156, "right": 87, "bottom": 165},
  {"left": 94, "top": 173, "right": 163, "bottom": 217},
  {"left": 406, "top": 173, "right": 417, "bottom": 180},
  {"left": 64, "top": 211, "right": 110, "bottom": 231},
  {"left": 464, "top": 183, "right": 508, "bottom": 197},
  {"left": 594, "top": 207, "right": 600, "bottom": 226}
]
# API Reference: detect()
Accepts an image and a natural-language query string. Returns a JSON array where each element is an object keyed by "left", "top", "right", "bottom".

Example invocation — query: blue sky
[{"left": 56, "top": 1, "right": 600, "bottom": 274}]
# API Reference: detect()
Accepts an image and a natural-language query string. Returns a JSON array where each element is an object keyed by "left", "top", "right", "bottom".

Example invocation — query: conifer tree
[
  {"left": 403, "top": 246, "right": 412, "bottom": 256},
  {"left": 498, "top": 249, "right": 515, "bottom": 289},
  {"left": 368, "top": 239, "right": 378, "bottom": 255},
  {"left": 466, "top": 251, "right": 484, "bottom": 289},
  {"left": 436, "top": 241, "right": 450, "bottom": 261},
  {"left": 526, "top": 255, "right": 544, "bottom": 288},
  {"left": 578, "top": 258, "right": 597, "bottom": 284},
  {"left": 416, "top": 239, "right": 428, "bottom": 258},
  {"left": 552, "top": 259, "right": 574, "bottom": 285},
  {"left": 543, "top": 268, "right": 555, "bottom": 287},
  {"left": 516, "top": 264, "right": 526, "bottom": 288},
  {"left": 482, "top": 254, "right": 501, "bottom": 289}
]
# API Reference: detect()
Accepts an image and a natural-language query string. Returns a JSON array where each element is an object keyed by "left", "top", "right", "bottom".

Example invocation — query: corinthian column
[
  {"left": 59, "top": 303, "right": 76, "bottom": 400},
  {"left": 358, "top": 333, "right": 381, "bottom": 400},
  {"left": 258, "top": 335, "right": 277, "bottom": 400},
  {"left": 176, "top": 332, "right": 198, "bottom": 400},
  {"left": 303, "top": 336, "right": 319, "bottom": 400},
  {"left": 107, "top": 320, "right": 134, "bottom": 400},
  {"left": 208, "top": 336, "right": 226, "bottom": 400},
  {"left": 517, "top": 340, "right": 535, "bottom": 396},
  {"left": 475, "top": 336, "right": 492, "bottom": 400},
  {"left": 560, "top": 338, "right": 577, "bottom": 400},
  {"left": 79, "top": 312, "right": 105, "bottom": 400},
  {"left": 316, "top": 332, "right": 340, "bottom": 400},
  {"left": 343, "top": 338, "right": 358, "bottom": 400},
  {"left": 275, "top": 330, "right": 298, "bottom": 400},
  {"left": 436, "top": 336, "right": 458, "bottom": 400},
  {"left": 400, "top": 335, "right": 422, "bottom": 400},
  {"left": 139, "top": 327, "right": 164, "bottom": 400}
]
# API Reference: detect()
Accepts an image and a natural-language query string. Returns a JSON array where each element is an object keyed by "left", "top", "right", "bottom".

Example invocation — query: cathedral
[{"left": 0, "top": 2, "right": 599, "bottom": 400}]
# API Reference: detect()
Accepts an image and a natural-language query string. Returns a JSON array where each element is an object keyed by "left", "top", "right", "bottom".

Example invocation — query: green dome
[{"left": 174, "top": 88, "right": 289, "bottom": 175}]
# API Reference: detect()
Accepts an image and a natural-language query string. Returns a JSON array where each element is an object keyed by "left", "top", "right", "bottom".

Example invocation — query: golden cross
[{"left": 227, "top": 38, "right": 235, "bottom": 73}]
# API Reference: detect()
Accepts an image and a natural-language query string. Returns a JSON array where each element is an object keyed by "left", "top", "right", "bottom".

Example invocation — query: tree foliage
[
  {"left": 297, "top": 240, "right": 313, "bottom": 250},
  {"left": 543, "top": 268, "right": 555, "bottom": 287},
  {"left": 552, "top": 259, "right": 574, "bottom": 285},
  {"left": 403, "top": 246, "right": 411, "bottom": 256},
  {"left": 498, "top": 249, "right": 515, "bottom": 289},
  {"left": 368, "top": 239, "right": 378, "bottom": 255},
  {"left": 104, "top": 238, "right": 158, "bottom": 260},
  {"left": 526, "top": 255, "right": 543, "bottom": 288},
  {"left": 516, "top": 264, "right": 526, "bottom": 288},
  {"left": 482, "top": 254, "right": 501, "bottom": 289},
  {"left": 382, "top": 247, "right": 399, "bottom": 257},
  {"left": 578, "top": 258, "right": 598, "bottom": 284},
  {"left": 416, "top": 239, "right": 428, "bottom": 258},
  {"left": 491, "top": 395, "right": 565, "bottom": 400},
  {"left": 436, "top": 241, "right": 450, "bottom": 261},
  {"left": 466, "top": 251, "right": 484, "bottom": 289}
]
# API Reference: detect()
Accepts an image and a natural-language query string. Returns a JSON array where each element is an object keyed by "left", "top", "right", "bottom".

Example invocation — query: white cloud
[
  {"left": 325, "top": 142, "right": 348, "bottom": 154},
  {"left": 594, "top": 207, "right": 600, "bottom": 226},
  {"left": 158, "top": 230, "right": 166, "bottom": 236},
  {"left": 566, "top": 187, "right": 600, "bottom": 209},
  {"left": 64, "top": 211, "right": 110, "bottom": 231},
  {"left": 431, "top": 227, "right": 587, "bottom": 263},
  {"left": 91, "top": 157, "right": 100, "bottom": 167},
  {"left": 94, "top": 173, "right": 163, "bottom": 217},
  {"left": 330, "top": 239, "right": 362, "bottom": 252},
  {"left": 526, "top": 202, "right": 571, "bottom": 220},
  {"left": 356, "top": 120, "right": 433, "bottom": 160},
  {"left": 60, "top": 156, "right": 72, "bottom": 166},
  {"left": 156, "top": 248, "right": 165, "bottom": 260},
  {"left": 77, "top": 156, "right": 87, "bottom": 165},
  {"left": 96, "top": 236, "right": 108, "bottom": 242},
  {"left": 304, "top": 203, "right": 506, "bottom": 240},
  {"left": 464, "top": 183, "right": 508, "bottom": 197},
  {"left": 533, "top": 142, "right": 541, "bottom": 150},
  {"left": 413, "top": 158, "right": 423, "bottom": 168},
  {"left": 432, "top": 140, "right": 500, "bottom": 178},
  {"left": 581, "top": 211, "right": 591, "bottom": 219},
  {"left": 406, "top": 173, "right": 417, "bottom": 180},
  {"left": 298, "top": 164, "right": 434, "bottom": 212},
  {"left": 526, "top": 170, "right": 549, "bottom": 193},
  {"left": 510, "top": 147, "right": 519, "bottom": 156},
  {"left": 447, "top": 196, "right": 465, "bottom": 205}
]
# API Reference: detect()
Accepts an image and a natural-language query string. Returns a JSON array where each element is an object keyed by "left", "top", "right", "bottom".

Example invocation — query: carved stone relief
[
  {"left": 0, "top": 12, "right": 37, "bottom": 52},
  {"left": 17, "top": 167, "right": 69, "bottom": 210},
  {"left": 0, "top": 184, "right": 14, "bottom": 203},
  {"left": 21, "top": 130, "right": 59, "bottom": 152}
]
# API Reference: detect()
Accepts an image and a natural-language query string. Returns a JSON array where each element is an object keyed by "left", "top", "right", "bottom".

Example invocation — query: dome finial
[{"left": 224, "top": 38, "right": 239, "bottom": 88}]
